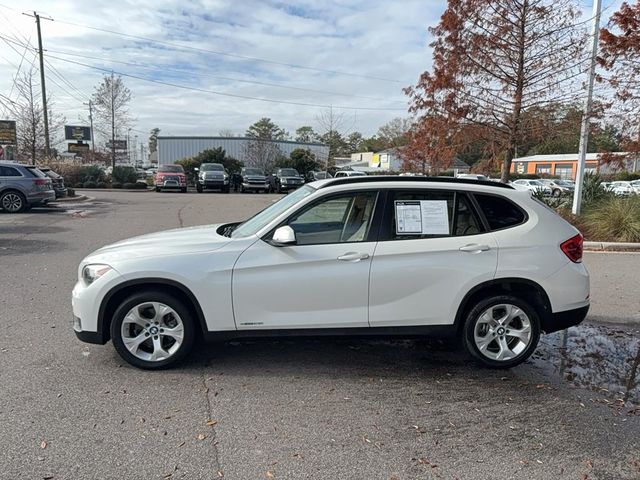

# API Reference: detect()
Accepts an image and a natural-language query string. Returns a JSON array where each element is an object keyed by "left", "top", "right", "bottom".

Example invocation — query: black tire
[
  {"left": 462, "top": 295, "right": 540, "bottom": 369},
  {"left": 196, "top": 184, "right": 203, "bottom": 193},
  {"left": 155, "top": 186, "right": 161, "bottom": 192},
  {"left": 0, "top": 190, "right": 27, "bottom": 213},
  {"left": 110, "top": 291, "right": 196, "bottom": 369},
  {"left": 181, "top": 187, "right": 187, "bottom": 193}
]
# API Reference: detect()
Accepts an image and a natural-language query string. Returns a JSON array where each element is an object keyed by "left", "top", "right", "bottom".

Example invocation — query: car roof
[{"left": 314, "top": 175, "right": 514, "bottom": 190}]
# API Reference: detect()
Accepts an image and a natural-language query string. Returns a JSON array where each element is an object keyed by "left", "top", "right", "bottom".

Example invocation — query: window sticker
[{"left": 395, "top": 200, "right": 450, "bottom": 235}]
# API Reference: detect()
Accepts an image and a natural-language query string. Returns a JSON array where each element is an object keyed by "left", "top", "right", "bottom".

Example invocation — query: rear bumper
[
  {"left": 74, "top": 327, "right": 107, "bottom": 344},
  {"left": 542, "top": 305, "right": 589, "bottom": 334},
  {"left": 27, "top": 190, "right": 56, "bottom": 204}
]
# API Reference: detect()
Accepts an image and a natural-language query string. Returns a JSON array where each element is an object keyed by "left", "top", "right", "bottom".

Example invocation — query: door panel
[
  {"left": 369, "top": 233, "right": 498, "bottom": 327},
  {"left": 233, "top": 240, "right": 375, "bottom": 329}
]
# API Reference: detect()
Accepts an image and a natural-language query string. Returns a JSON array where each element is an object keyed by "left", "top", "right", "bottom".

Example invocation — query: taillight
[
  {"left": 561, "top": 233, "right": 583, "bottom": 263},
  {"left": 34, "top": 179, "right": 49, "bottom": 186}
]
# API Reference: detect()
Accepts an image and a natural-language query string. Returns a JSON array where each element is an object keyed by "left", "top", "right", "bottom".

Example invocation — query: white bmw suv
[{"left": 72, "top": 177, "right": 589, "bottom": 369}]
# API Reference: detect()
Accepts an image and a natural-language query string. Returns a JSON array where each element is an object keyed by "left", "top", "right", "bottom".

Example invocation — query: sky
[{"left": 0, "top": 0, "right": 625, "bottom": 149}]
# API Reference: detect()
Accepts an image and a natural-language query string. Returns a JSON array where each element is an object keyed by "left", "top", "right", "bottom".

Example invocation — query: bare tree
[
  {"left": 377, "top": 117, "right": 412, "bottom": 149},
  {"left": 4, "top": 66, "right": 65, "bottom": 164},
  {"left": 406, "top": 0, "right": 588, "bottom": 181},
  {"left": 315, "top": 107, "right": 354, "bottom": 166},
  {"left": 92, "top": 73, "right": 132, "bottom": 168},
  {"left": 242, "top": 139, "right": 283, "bottom": 173}
]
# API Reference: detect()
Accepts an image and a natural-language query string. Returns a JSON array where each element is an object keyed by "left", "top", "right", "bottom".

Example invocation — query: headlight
[{"left": 82, "top": 264, "right": 112, "bottom": 285}]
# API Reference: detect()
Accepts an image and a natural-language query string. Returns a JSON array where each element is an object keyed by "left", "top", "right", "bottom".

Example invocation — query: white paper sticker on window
[{"left": 395, "top": 200, "right": 449, "bottom": 235}]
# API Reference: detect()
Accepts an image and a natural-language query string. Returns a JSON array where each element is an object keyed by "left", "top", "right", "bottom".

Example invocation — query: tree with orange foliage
[
  {"left": 406, "top": 0, "right": 587, "bottom": 182},
  {"left": 598, "top": 1, "right": 640, "bottom": 169}
]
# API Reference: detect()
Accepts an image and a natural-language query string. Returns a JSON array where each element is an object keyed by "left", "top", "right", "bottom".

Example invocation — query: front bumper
[
  {"left": 242, "top": 182, "right": 268, "bottom": 190},
  {"left": 542, "top": 305, "right": 589, "bottom": 334},
  {"left": 201, "top": 180, "right": 228, "bottom": 188}
]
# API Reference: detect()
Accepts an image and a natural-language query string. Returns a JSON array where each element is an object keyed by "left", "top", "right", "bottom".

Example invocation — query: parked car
[
  {"left": 155, "top": 165, "right": 187, "bottom": 192},
  {"left": 0, "top": 162, "right": 55, "bottom": 212},
  {"left": 306, "top": 171, "right": 333, "bottom": 182},
  {"left": 630, "top": 180, "right": 640, "bottom": 194},
  {"left": 38, "top": 167, "right": 68, "bottom": 198},
  {"left": 268, "top": 168, "right": 304, "bottom": 193},
  {"left": 334, "top": 170, "right": 367, "bottom": 178},
  {"left": 538, "top": 179, "right": 573, "bottom": 197},
  {"left": 72, "top": 176, "right": 589, "bottom": 370},
  {"left": 456, "top": 173, "right": 489, "bottom": 181},
  {"left": 240, "top": 167, "right": 268, "bottom": 193},
  {"left": 511, "top": 179, "right": 552, "bottom": 196},
  {"left": 609, "top": 181, "right": 635, "bottom": 196},
  {"left": 195, "top": 163, "right": 230, "bottom": 193}
]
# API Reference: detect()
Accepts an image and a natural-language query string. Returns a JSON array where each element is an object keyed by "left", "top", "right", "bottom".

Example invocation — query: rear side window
[
  {"left": 25, "top": 167, "right": 47, "bottom": 178},
  {"left": 0, "top": 166, "right": 21, "bottom": 176},
  {"left": 474, "top": 194, "right": 526, "bottom": 231}
]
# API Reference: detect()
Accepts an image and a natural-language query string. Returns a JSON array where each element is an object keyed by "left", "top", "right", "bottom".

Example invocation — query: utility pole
[
  {"left": 572, "top": 0, "right": 602, "bottom": 216},
  {"left": 25, "top": 11, "right": 52, "bottom": 159},
  {"left": 84, "top": 100, "right": 95, "bottom": 152}
]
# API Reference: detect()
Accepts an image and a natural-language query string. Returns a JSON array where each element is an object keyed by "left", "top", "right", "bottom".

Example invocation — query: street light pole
[{"left": 572, "top": 0, "right": 603, "bottom": 215}]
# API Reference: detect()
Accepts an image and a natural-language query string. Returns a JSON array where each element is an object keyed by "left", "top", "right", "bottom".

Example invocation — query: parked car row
[
  {"left": 0, "top": 162, "right": 65, "bottom": 213},
  {"left": 601, "top": 180, "right": 640, "bottom": 196},
  {"left": 510, "top": 179, "right": 575, "bottom": 196}
]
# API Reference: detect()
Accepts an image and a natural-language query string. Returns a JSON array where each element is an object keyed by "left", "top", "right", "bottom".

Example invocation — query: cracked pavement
[{"left": 0, "top": 190, "right": 638, "bottom": 479}]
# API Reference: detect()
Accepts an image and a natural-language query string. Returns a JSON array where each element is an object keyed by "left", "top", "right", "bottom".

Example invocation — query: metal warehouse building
[{"left": 157, "top": 136, "right": 330, "bottom": 166}]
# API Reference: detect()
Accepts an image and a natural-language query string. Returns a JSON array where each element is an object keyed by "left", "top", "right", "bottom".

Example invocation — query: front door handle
[
  {"left": 337, "top": 252, "right": 370, "bottom": 262},
  {"left": 459, "top": 244, "right": 491, "bottom": 253}
]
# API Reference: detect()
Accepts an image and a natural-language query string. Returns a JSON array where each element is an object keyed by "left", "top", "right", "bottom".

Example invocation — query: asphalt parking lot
[{"left": 1, "top": 190, "right": 639, "bottom": 480}]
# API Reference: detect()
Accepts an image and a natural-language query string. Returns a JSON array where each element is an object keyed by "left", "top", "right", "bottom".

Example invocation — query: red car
[{"left": 155, "top": 164, "right": 187, "bottom": 192}]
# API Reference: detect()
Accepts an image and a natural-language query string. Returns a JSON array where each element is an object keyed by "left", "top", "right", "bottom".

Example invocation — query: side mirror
[
  {"left": 271, "top": 225, "right": 296, "bottom": 246},
  {"left": 194, "top": 167, "right": 199, "bottom": 172}
]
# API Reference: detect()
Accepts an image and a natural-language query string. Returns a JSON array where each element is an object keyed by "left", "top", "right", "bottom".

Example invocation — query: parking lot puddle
[{"left": 534, "top": 324, "right": 640, "bottom": 408}]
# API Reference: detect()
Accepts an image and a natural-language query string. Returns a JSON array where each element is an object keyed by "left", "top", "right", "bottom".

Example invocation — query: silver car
[{"left": 0, "top": 162, "right": 55, "bottom": 213}]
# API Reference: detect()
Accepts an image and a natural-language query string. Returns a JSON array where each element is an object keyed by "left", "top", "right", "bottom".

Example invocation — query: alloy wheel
[
  {"left": 120, "top": 302, "right": 185, "bottom": 362},
  {"left": 473, "top": 304, "right": 532, "bottom": 362},
  {"left": 1, "top": 193, "right": 24, "bottom": 212}
]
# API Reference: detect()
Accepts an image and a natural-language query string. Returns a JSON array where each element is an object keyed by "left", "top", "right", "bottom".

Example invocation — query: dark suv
[
  {"left": 0, "top": 162, "right": 55, "bottom": 213},
  {"left": 39, "top": 167, "right": 68, "bottom": 198},
  {"left": 268, "top": 168, "right": 304, "bottom": 193}
]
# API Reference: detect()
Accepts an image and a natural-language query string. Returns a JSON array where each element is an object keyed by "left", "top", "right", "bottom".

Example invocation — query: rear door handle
[
  {"left": 459, "top": 244, "right": 491, "bottom": 253},
  {"left": 337, "top": 252, "right": 370, "bottom": 262}
]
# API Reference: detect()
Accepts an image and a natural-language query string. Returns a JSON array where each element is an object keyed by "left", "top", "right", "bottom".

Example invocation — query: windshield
[
  {"left": 159, "top": 165, "right": 184, "bottom": 173},
  {"left": 530, "top": 180, "right": 543, "bottom": 186},
  {"left": 201, "top": 164, "right": 224, "bottom": 171},
  {"left": 232, "top": 185, "right": 315, "bottom": 238},
  {"left": 279, "top": 169, "right": 299, "bottom": 177},
  {"left": 244, "top": 168, "right": 264, "bottom": 175}
]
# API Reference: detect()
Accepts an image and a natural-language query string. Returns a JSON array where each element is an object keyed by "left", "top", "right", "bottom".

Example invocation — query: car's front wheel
[
  {"left": 462, "top": 295, "right": 540, "bottom": 368},
  {"left": 110, "top": 291, "right": 196, "bottom": 369}
]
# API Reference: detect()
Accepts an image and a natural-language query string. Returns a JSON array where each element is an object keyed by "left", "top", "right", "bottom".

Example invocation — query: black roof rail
[{"left": 319, "top": 175, "right": 514, "bottom": 189}]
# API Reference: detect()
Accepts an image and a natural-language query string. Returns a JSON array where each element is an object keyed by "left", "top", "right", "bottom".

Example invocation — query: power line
[{"left": 43, "top": 53, "right": 407, "bottom": 112}]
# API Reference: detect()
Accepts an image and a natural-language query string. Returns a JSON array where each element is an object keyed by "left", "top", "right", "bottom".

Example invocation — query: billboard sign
[
  {"left": 68, "top": 143, "right": 91, "bottom": 153},
  {"left": 65, "top": 125, "right": 91, "bottom": 141},
  {"left": 0, "top": 120, "right": 17, "bottom": 144},
  {"left": 106, "top": 140, "right": 127, "bottom": 150}
]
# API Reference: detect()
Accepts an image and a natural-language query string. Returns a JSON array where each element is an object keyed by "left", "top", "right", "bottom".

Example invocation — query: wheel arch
[
  {"left": 454, "top": 278, "right": 553, "bottom": 334},
  {"left": 97, "top": 278, "right": 208, "bottom": 343}
]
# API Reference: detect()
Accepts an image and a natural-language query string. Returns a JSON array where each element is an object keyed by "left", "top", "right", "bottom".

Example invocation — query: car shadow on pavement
[{"left": 0, "top": 237, "right": 67, "bottom": 255}]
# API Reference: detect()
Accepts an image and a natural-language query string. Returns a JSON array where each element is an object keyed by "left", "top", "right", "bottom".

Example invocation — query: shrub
[
  {"left": 96, "top": 181, "right": 108, "bottom": 189},
  {"left": 111, "top": 182, "right": 122, "bottom": 189},
  {"left": 112, "top": 166, "right": 138, "bottom": 184},
  {"left": 79, "top": 165, "right": 106, "bottom": 183},
  {"left": 582, "top": 196, "right": 640, "bottom": 242},
  {"left": 83, "top": 181, "right": 97, "bottom": 188},
  {"left": 122, "top": 182, "right": 137, "bottom": 189},
  {"left": 66, "top": 187, "right": 75, "bottom": 197},
  {"left": 74, "top": 182, "right": 84, "bottom": 188}
]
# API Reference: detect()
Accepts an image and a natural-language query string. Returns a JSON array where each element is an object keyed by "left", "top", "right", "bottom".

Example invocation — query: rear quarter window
[{"left": 473, "top": 193, "right": 526, "bottom": 231}]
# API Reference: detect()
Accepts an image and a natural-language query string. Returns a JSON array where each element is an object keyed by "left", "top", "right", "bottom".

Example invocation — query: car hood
[
  {"left": 84, "top": 224, "right": 232, "bottom": 264},
  {"left": 280, "top": 176, "right": 302, "bottom": 181}
]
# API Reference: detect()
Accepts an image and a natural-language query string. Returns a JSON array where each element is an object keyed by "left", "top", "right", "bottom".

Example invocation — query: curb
[
  {"left": 584, "top": 241, "right": 640, "bottom": 252},
  {"left": 73, "top": 188, "right": 151, "bottom": 192},
  {"left": 51, "top": 194, "right": 89, "bottom": 203}
]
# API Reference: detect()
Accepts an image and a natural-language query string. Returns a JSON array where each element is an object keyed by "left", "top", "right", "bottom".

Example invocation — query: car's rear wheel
[
  {"left": 111, "top": 291, "right": 196, "bottom": 369},
  {"left": 0, "top": 190, "right": 27, "bottom": 213},
  {"left": 462, "top": 295, "right": 540, "bottom": 368}
]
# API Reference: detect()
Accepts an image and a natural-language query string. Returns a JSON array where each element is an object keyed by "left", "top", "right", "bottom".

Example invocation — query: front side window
[
  {"left": 287, "top": 192, "right": 378, "bottom": 245},
  {"left": 474, "top": 193, "right": 526, "bottom": 231}
]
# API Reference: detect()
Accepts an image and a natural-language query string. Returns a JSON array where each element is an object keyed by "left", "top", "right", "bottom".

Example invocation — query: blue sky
[{"left": 0, "top": 0, "right": 625, "bottom": 147}]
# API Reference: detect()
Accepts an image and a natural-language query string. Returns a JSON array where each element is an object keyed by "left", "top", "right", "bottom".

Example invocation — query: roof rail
[{"left": 319, "top": 175, "right": 514, "bottom": 189}]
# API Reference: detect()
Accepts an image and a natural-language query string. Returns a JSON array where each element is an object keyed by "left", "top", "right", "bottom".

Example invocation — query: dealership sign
[
  {"left": 0, "top": 120, "right": 17, "bottom": 144},
  {"left": 106, "top": 140, "right": 127, "bottom": 150},
  {"left": 68, "top": 143, "right": 91, "bottom": 153},
  {"left": 65, "top": 125, "right": 91, "bottom": 141}
]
